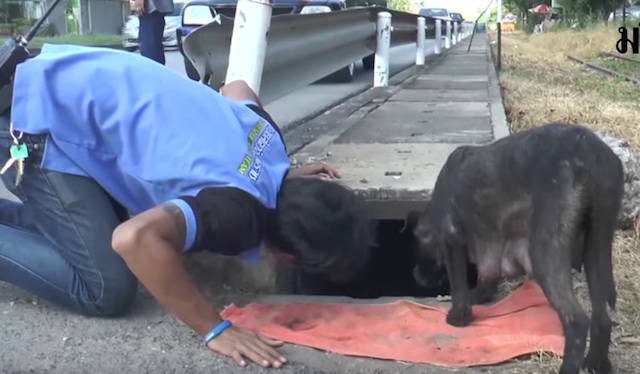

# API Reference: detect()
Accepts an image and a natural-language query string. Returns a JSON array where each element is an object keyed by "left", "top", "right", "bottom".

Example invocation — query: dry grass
[{"left": 492, "top": 24, "right": 640, "bottom": 373}]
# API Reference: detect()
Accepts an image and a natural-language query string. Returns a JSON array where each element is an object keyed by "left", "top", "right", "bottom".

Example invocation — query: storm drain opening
[{"left": 276, "top": 219, "right": 479, "bottom": 299}]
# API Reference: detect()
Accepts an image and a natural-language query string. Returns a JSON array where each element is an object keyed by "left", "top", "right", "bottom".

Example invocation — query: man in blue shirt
[{"left": 0, "top": 44, "right": 375, "bottom": 368}]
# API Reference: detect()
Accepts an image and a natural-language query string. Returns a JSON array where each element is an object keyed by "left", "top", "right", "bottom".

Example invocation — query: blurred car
[
  {"left": 177, "top": 0, "right": 362, "bottom": 83},
  {"left": 608, "top": 3, "right": 640, "bottom": 22},
  {"left": 344, "top": 0, "right": 387, "bottom": 70},
  {"left": 122, "top": 2, "right": 186, "bottom": 51},
  {"left": 449, "top": 12, "right": 464, "bottom": 23},
  {"left": 419, "top": 7, "right": 455, "bottom": 41},
  {"left": 418, "top": 7, "right": 453, "bottom": 23}
]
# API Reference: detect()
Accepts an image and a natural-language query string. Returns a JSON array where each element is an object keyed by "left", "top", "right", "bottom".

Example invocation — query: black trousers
[{"left": 138, "top": 11, "right": 166, "bottom": 65}]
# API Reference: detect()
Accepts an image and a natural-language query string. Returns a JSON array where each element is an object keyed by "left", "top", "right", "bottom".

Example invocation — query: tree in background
[
  {"left": 0, "top": 0, "right": 7, "bottom": 24},
  {"left": 558, "top": 0, "right": 626, "bottom": 19},
  {"left": 387, "top": 0, "right": 411, "bottom": 12}
]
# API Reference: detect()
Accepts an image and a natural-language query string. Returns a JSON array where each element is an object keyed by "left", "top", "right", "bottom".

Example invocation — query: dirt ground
[{"left": 492, "top": 24, "right": 640, "bottom": 373}]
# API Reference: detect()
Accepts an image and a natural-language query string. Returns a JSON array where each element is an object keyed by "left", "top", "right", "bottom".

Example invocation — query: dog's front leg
[{"left": 445, "top": 239, "right": 473, "bottom": 327}]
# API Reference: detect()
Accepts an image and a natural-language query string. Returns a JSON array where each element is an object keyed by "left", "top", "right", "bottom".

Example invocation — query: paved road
[{"left": 165, "top": 42, "right": 435, "bottom": 130}]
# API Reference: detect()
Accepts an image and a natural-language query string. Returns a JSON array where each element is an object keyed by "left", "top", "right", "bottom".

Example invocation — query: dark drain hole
[{"left": 275, "top": 220, "right": 478, "bottom": 299}]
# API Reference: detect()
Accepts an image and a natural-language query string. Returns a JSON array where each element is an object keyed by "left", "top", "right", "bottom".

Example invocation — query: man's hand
[
  {"left": 208, "top": 326, "right": 286, "bottom": 368},
  {"left": 287, "top": 163, "right": 341, "bottom": 181},
  {"left": 135, "top": 0, "right": 145, "bottom": 15}
]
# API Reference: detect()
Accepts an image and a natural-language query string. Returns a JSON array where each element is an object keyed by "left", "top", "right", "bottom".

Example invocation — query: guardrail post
[
  {"left": 374, "top": 11, "right": 392, "bottom": 87},
  {"left": 452, "top": 22, "right": 458, "bottom": 45},
  {"left": 416, "top": 17, "right": 426, "bottom": 65},
  {"left": 434, "top": 19, "right": 442, "bottom": 54},
  {"left": 445, "top": 21, "right": 451, "bottom": 49},
  {"left": 225, "top": 0, "right": 273, "bottom": 95}
]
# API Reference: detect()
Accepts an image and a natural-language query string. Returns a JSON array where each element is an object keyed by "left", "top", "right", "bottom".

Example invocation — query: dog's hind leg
[
  {"left": 529, "top": 165, "right": 589, "bottom": 374},
  {"left": 581, "top": 190, "right": 621, "bottom": 374}
]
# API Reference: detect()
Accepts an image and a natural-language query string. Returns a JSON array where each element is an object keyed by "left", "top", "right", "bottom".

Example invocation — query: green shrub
[{"left": 29, "top": 33, "right": 125, "bottom": 49}]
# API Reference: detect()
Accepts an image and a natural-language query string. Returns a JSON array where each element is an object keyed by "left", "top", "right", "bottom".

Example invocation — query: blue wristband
[{"left": 203, "top": 320, "right": 233, "bottom": 346}]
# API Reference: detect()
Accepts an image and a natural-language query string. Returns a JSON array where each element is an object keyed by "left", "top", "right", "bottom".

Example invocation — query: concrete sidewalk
[
  {"left": 287, "top": 33, "right": 509, "bottom": 220},
  {"left": 1, "top": 35, "right": 514, "bottom": 374}
]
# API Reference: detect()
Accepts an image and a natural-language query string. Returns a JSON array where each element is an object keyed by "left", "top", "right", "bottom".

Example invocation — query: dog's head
[{"left": 405, "top": 207, "right": 447, "bottom": 289}]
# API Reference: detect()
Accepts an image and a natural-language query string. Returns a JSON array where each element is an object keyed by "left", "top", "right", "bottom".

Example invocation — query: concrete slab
[
  {"left": 390, "top": 89, "right": 489, "bottom": 102},
  {"left": 334, "top": 102, "right": 492, "bottom": 144},
  {"left": 428, "top": 68, "right": 488, "bottom": 76},
  {"left": 414, "top": 74, "right": 488, "bottom": 82},
  {"left": 405, "top": 79, "right": 488, "bottom": 90},
  {"left": 307, "top": 142, "right": 462, "bottom": 201},
  {"left": 347, "top": 101, "right": 491, "bottom": 118},
  {"left": 289, "top": 34, "right": 503, "bottom": 207}
]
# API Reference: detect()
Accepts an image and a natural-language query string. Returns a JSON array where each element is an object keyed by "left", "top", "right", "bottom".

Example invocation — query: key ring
[{"left": 8, "top": 121, "right": 23, "bottom": 145}]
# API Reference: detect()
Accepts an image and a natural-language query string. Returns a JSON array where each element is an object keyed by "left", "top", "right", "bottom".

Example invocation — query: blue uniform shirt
[{"left": 10, "top": 44, "right": 291, "bottom": 261}]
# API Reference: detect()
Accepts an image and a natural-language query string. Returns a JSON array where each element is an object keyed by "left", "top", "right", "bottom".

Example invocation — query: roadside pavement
[
  {"left": 1, "top": 34, "right": 514, "bottom": 374},
  {"left": 286, "top": 33, "right": 509, "bottom": 219}
]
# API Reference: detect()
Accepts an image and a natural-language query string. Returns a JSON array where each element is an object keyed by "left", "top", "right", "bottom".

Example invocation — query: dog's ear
[{"left": 401, "top": 210, "right": 423, "bottom": 233}]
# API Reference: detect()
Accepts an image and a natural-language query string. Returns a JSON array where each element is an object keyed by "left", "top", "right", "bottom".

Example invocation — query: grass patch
[
  {"left": 493, "top": 24, "right": 640, "bottom": 373},
  {"left": 598, "top": 57, "right": 640, "bottom": 80},
  {"left": 29, "top": 33, "right": 124, "bottom": 49}
]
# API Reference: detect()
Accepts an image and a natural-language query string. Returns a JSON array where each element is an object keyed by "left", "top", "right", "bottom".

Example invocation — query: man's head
[{"left": 265, "top": 178, "right": 376, "bottom": 283}]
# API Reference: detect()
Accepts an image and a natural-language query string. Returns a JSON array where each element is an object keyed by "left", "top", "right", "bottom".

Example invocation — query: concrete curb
[
  {"left": 281, "top": 43, "right": 454, "bottom": 136},
  {"left": 485, "top": 34, "right": 511, "bottom": 140}
]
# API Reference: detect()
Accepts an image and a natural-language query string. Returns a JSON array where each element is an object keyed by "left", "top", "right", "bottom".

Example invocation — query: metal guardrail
[{"left": 182, "top": 5, "right": 472, "bottom": 104}]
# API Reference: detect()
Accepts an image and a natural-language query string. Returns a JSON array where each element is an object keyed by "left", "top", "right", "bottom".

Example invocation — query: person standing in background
[{"left": 135, "top": 0, "right": 174, "bottom": 64}]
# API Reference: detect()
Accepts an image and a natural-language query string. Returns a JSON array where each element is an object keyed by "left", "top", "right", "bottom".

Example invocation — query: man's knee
[{"left": 81, "top": 265, "right": 138, "bottom": 318}]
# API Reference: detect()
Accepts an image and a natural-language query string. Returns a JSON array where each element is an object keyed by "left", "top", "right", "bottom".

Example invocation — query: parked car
[
  {"left": 449, "top": 12, "right": 464, "bottom": 24},
  {"left": 419, "top": 7, "right": 455, "bottom": 41},
  {"left": 608, "top": 3, "right": 640, "bottom": 22},
  {"left": 344, "top": 0, "right": 386, "bottom": 70},
  {"left": 122, "top": 2, "right": 186, "bottom": 51},
  {"left": 177, "top": 0, "right": 361, "bottom": 83},
  {"left": 418, "top": 7, "right": 453, "bottom": 23}
]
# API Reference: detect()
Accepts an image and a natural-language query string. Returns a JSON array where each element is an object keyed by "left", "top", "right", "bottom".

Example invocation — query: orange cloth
[{"left": 220, "top": 280, "right": 565, "bottom": 367}]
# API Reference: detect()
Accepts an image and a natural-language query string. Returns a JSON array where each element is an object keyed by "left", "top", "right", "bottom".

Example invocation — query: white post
[
  {"left": 452, "top": 22, "right": 458, "bottom": 45},
  {"left": 445, "top": 20, "right": 451, "bottom": 49},
  {"left": 457, "top": 23, "right": 462, "bottom": 41},
  {"left": 434, "top": 19, "right": 442, "bottom": 54},
  {"left": 416, "top": 17, "right": 426, "bottom": 65},
  {"left": 374, "top": 11, "right": 392, "bottom": 87},
  {"left": 225, "top": 0, "right": 273, "bottom": 95}
]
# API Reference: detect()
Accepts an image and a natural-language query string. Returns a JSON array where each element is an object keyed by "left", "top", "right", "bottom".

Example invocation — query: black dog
[{"left": 407, "top": 123, "right": 624, "bottom": 374}]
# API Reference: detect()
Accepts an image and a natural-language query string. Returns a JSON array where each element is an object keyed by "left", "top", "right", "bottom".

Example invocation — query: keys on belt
[{"left": 0, "top": 122, "right": 27, "bottom": 186}]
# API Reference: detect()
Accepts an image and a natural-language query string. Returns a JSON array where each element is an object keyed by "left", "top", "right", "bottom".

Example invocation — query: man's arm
[
  {"left": 111, "top": 202, "right": 221, "bottom": 336},
  {"left": 111, "top": 187, "right": 285, "bottom": 367},
  {"left": 219, "top": 80, "right": 264, "bottom": 108}
]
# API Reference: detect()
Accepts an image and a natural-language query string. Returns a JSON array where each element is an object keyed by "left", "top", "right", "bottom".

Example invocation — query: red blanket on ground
[{"left": 221, "top": 280, "right": 564, "bottom": 367}]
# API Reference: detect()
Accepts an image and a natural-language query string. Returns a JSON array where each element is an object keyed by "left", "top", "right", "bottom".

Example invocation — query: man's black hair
[{"left": 267, "top": 178, "right": 376, "bottom": 281}]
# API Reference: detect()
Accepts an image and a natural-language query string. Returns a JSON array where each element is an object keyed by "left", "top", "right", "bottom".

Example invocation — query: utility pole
[{"left": 496, "top": 0, "right": 502, "bottom": 71}]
